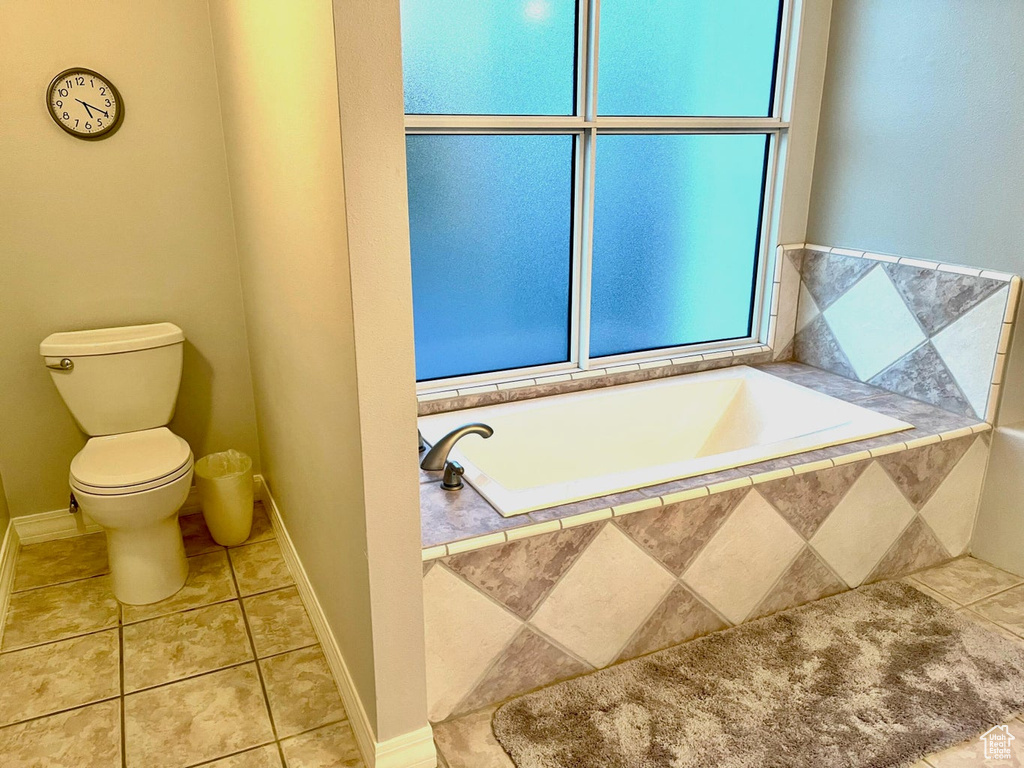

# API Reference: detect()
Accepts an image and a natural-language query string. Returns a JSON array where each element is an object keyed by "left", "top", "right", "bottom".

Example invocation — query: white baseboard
[
  {"left": 256, "top": 475, "right": 436, "bottom": 768},
  {"left": 0, "top": 521, "right": 20, "bottom": 649}
]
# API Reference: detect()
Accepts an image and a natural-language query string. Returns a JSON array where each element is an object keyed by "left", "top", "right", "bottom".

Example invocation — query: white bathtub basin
[{"left": 418, "top": 366, "right": 912, "bottom": 517}]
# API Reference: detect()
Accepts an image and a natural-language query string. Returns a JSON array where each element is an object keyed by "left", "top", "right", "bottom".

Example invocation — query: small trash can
[{"left": 194, "top": 450, "right": 254, "bottom": 546}]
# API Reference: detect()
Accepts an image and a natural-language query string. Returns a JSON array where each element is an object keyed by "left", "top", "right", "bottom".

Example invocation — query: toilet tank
[{"left": 40, "top": 323, "right": 186, "bottom": 436}]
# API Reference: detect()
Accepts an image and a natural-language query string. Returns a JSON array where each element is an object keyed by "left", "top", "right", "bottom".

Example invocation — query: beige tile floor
[
  {"left": 0, "top": 503, "right": 363, "bottom": 768},
  {"left": 434, "top": 556, "right": 1024, "bottom": 768}
]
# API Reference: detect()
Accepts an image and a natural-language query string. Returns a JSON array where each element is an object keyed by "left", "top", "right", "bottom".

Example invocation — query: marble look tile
[
  {"left": 618, "top": 583, "right": 728, "bottom": 660},
  {"left": 0, "top": 629, "right": 119, "bottom": 726},
  {"left": 869, "top": 342, "right": 976, "bottom": 418},
  {"left": 796, "top": 280, "right": 820, "bottom": 333},
  {"left": 683, "top": 490, "right": 804, "bottom": 624},
  {"left": 456, "top": 627, "right": 590, "bottom": 715},
  {"left": 925, "top": 718, "right": 1024, "bottom": 767},
  {"left": 901, "top": 577, "right": 961, "bottom": 609},
  {"left": 876, "top": 436, "right": 976, "bottom": 510},
  {"left": 933, "top": 288, "right": 1008, "bottom": 419},
  {"left": 122, "top": 550, "right": 236, "bottom": 624},
  {"left": 123, "top": 601, "right": 252, "bottom": 692},
  {"left": 433, "top": 706, "right": 514, "bottom": 768},
  {"left": 423, "top": 566, "right": 521, "bottom": 721},
  {"left": 634, "top": 468, "right": 748, "bottom": 502},
  {"left": 14, "top": 532, "right": 109, "bottom": 591},
  {"left": 882, "top": 262, "right": 1004, "bottom": 336},
  {"left": 229, "top": 540, "right": 293, "bottom": 596},
  {"left": 235, "top": 501, "right": 275, "bottom": 547},
  {"left": 180, "top": 512, "right": 223, "bottom": 557},
  {"left": 442, "top": 524, "right": 601, "bottom": 620},
  {"left": 260, "top": 646, "right": 346, "bottom": 739},
  {"left": 971, "top": 586, "right": 1024, "bottom": 636},
  {"left": 0, "top": 699, "right": 121, "bottom": 768},
  {"left": 866, "top": 517, "right": 950, "bottom": 583},
  {"left": 853, "top": 392, "right": 979, "bottom": 434},
  {"left": 794, "top": 315, "right": 858, "bottom": 380},
  {"left": 614, "top": 488, "right": 748, "bottom": 574},
  {"left": 750, "top": 547, "right": 847, "bottom": 619},
  {"left": 810, "top": 462, "right": 917, "bottom": 587},
  {"left": 800, "top": 250, "right": 875, "bottom": 310},
  {"left": 531, "top": 525, "right": 675, "bottom": 668},
  {"left": 124, "top": 663, "right": 274, "bottom": 768},
  {"left": 914, "top": 558, "right": 1023, "bottom": 606},
  {"left": 2, "top": 575, "right": 119, "bottom": 651},
  {"left": 280, "top": 722, "right": 362, "bottom": 767},
  {"left": 958, "top": 609, "right": 1024, "bottom": 649},
  {"left": 757, "top": 462, "right": 868, "bottom": 539},
  {"left": 921, "top": 438, "right": 989, "bottom": 556},
  {"left": 824, "top": 266, "right": 927, "bottom": 381},
  {"left": 243, "top": 587, "right": 317, "bottom": 658},
  {"left": 420, "top": 481, "right": 527, "bottom": 548},
  {"left": 528, "top": 489, "right": 648, "bottom": 523},
  {"left": 204, "top": 745, "right": 283, "bottom": 767}
]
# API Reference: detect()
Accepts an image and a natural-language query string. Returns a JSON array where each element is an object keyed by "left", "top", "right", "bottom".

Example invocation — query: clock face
[{"left": 47, "top": 68, "right": 123, "bottom": 140}]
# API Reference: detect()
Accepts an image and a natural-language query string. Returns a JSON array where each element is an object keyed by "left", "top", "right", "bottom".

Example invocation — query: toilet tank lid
[{"left": 40, "top": 323, "right": 184, "bottom": 357}]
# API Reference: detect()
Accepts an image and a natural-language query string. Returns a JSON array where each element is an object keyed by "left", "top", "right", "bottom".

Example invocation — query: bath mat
[{"left": 492, "top": 581, "right": 1024, "bottom": 768}]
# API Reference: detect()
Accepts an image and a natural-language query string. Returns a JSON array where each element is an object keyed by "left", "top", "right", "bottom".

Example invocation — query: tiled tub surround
[
  {"left": 793, "top": 245, "right": 1020, "bottom": 422},
  {"left": 0, "top": 503, "right": 362, "bottom": 768},
  {"left": 419, "top": 366, "right": 912, "bottom": 517},
  {"left": 421, "top": 364, "right": 993, "bottom": 722}
]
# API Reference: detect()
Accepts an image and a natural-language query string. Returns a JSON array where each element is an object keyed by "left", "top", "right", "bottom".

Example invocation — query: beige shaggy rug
[{"left": 492, "top": 581, "right": 1024, "bottom": 768}]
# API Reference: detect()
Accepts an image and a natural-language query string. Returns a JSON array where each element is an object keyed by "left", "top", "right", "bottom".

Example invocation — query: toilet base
[{"left": 105, "top": 514, "right": 189, "bottom": 605}]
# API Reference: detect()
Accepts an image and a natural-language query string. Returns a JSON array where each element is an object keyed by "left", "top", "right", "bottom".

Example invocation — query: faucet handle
[{"left": 442, "top": 460, "right": 465, "bottom": 491}]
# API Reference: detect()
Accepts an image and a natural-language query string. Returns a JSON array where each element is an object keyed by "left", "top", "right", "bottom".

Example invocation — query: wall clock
[{"left": 47, "top": 68, "right": 124, "bottom": 140}]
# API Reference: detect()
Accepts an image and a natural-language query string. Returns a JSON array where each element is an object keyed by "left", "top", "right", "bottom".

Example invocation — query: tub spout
[{"left": 420, "top": 423, "right": 493, "bottom": 471}]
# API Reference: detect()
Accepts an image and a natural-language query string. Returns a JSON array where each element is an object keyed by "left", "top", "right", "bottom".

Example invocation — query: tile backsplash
[{"left": 790, "top": 245, "right": 1020, "bottom": 422}]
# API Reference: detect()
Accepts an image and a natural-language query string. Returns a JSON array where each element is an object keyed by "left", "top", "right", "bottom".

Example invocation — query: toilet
[{"left": 40, "top": 322, "right": 193, "bottom": 605}]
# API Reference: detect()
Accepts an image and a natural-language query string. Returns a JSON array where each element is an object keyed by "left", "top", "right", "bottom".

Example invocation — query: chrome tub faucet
[{"left": 420, "top": 422, "right": 494, "bottom": 490}]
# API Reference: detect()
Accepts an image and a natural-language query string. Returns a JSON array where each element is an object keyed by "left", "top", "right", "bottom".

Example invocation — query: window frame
[{"left": 407, "top": 0, "right": 796, "bottom": 390}]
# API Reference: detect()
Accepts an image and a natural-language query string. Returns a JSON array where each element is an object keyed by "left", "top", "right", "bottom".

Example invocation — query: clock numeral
[
  {"left": 97, "top": 120, "right": 103, "bottom": 127},
  {"left": 55, "top": 100, "right": 62, "bottom": 108},
  {"left": 74, "top": 119, "right": 79, "bottom": 127},
  {"left": 90, "top": 79, "right": 94, "bottom": 87},
  {"left": 100, "top": 87, "right": 107, "bottom": 95},
  {"left": 62, "top": 112, "right": 69, "bottom": 120},
  {"left": 58, "top": 88, "right": 68, "bottom": 97},
  {"left": 104, "top": 99, "right": 112, "bottom": 107},
  {"left": 85, "top": 122, "right": 92, "bottom": 130},
  {"left": 65, "top": 79, "right": 72, "bottom": 89},
  {"left": 75, "top": 76, "right": 85, "bottom": 86}
]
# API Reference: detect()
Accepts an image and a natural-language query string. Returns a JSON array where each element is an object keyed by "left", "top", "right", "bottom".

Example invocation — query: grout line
[
  {"left": 180, "top": 739, "right": 279, "bottom": 768},
  {"left": 118, "top": 603, "right": 127, "bottom": 768},
  {"left": 1, "top": 623, "right": 120, "bottom": 656},
  {"left": 0, "top": 694, "right": 122, "bottom": 734}
]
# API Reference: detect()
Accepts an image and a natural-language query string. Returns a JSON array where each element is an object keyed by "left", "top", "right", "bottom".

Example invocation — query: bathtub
[{"left": 418, "top": 366, "right": 912, "bottom": 517}]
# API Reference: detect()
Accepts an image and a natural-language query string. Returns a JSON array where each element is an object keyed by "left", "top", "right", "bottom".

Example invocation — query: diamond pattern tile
[
  {"left": 617, "top": 583, "right": 728, "bottom": 661},
  {"left": 757, "top": 461, "right": 868, "bottom": 540},
  {"left": 810, "top": 462, "right": 917, "bottom": 586},
  {"left": 455, "top": 627, "right": 590, "bottom": 716},
  {"left": 614, "top": 488, "right": 748, "bottom": 575},
  {"left": 750, "top": 547, "right": 846, "bottom": 619},
  {"left": 920, "top": 437, "right": 989, "bottom": 557},
  {"left": 869, "top": 342, "right": 975, "bottom": 417},
  {"left": 793, "top": 248, "right": 1013, "bottom": 420},
  {"left": 876, "top": 435, "right": 974, "bottom": 509},
  {"left": 682, "top": 490, "right": 804, "bottom": 624},
  {"left": 865, "top": 517, "right": 950, "bottom": 583},
  {"left": 932, "top": 287, "right": 1008, "bottom": 418},
  {"left": 824, "top": 266, "right": 927, "bottom": 381},
  {"left": 422, "top": 565, "right": 521, "bottom": 721},
  {"left": 443, "top": 523, "right": 601, "bottom": 620},
  {"left": 530, "top": 524, "right": 674, "bottom": 668}
]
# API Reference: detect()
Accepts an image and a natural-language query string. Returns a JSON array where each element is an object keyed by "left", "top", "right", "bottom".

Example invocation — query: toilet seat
[{"left": 71, "top": 427, "right": 193, "bottom": 496}]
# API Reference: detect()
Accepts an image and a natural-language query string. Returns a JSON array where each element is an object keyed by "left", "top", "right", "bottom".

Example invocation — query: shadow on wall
[{"left": 170, "top": 340, "right": 213, "bottom": 461}]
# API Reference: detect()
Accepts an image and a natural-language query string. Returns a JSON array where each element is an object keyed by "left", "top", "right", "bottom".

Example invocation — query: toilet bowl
[
  {"left": 71, "top": 428, "right": 193, "bottom": 604},
  {"left": 41, "top": 322, "right": 194, "bottom": 605}
]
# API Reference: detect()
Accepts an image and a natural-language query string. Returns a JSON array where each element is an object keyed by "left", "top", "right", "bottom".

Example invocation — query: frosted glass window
[
  {"left": 598, "top": 0, "right": 782, "bottom": 116},
  {"left": 407, "top": 135, "right": 574, "bottom": 381},
  {"left": 589, "top": 134, "right": 768, "bottom": 357},
  {"left": 400, "top": 0, "right": 577, "bottom": 115}
]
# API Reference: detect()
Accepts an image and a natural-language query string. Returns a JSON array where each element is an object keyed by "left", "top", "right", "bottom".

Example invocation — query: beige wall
[
  {"left": 209, "top": 0, "right": 428, "bottom": 743},
  {"left": 0, "top": 472, "right": 9, "bottom": 541},
  {"left": 0, "top": 0, "right": 260, "bottom": 517}
]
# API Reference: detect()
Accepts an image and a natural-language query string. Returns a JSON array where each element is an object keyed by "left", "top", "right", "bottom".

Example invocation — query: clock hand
[{"left": 75, "top": 99, "right": 109, "bottom": 118}]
